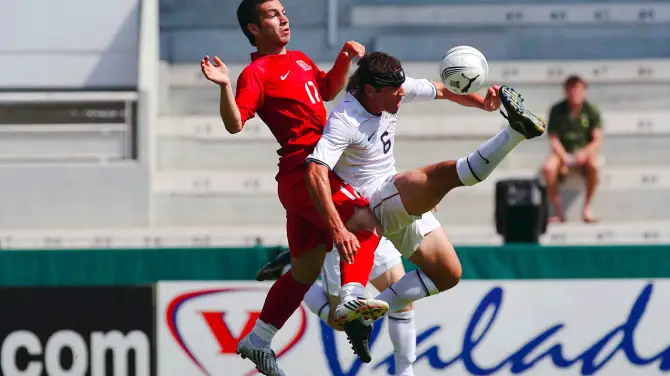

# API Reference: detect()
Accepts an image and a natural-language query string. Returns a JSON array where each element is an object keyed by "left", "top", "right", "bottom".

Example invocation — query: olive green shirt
[{"left": 547, "top": 100, "right": 602, "bottom": 153}]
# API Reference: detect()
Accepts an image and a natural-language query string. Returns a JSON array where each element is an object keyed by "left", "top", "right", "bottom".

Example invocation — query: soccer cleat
[
  {"left": 498, "top": 86, "right": 546, "bottom": 139},
  {"left": 344, "top": 318, "right": 373, "bottom": 363},
  {"left": 256, "top": 250, "right": 291, "bottom": 281},
  {"left": 236, "top": 335, "right": 286, "bottom": 376},
  {"left": 334, "top": 296, "right": 389, "bottom": 323}
]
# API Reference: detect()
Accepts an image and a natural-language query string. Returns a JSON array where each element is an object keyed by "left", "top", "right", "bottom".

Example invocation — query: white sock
[
  {"left": 456, "top": 127, "right": 525, "bottom": 186},
  {"left": 250, "top": 319, "right": 277, "bottom": 348},
  {"left": 339, "top": 282, "right": 365, "bottom": 304},
  {"left": 388, "top": 310, "right": 416, "bottom": 376},
  {"left": 376, "top": 270, "right": 439, "bottom": 312},
  {"left": 303, "top": 283, "right": 331, "bottom": 322}
]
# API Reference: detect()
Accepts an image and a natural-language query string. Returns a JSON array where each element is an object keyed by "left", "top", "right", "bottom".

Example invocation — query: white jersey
[{"left": 307, "top": 77, "right": 437, "bottom": 196}]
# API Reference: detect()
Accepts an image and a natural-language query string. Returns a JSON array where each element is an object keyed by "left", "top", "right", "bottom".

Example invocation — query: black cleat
[
  {"left": 498, "top": 85, "right": 546, "bottom": 139},
  {"left": 256, "top": 250, "right": 291, "bottom": 281},
  {"left": 344, "top": 319, "right": 373, "bottom": 363}
]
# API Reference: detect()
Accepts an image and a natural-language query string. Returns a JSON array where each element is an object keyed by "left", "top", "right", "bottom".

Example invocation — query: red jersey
[{"left": 235, "top": 50, "right": 332, "bottom": 175}]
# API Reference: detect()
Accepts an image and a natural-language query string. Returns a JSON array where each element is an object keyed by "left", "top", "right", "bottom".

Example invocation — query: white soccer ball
[{"left": 439, "top": 46, "right": 489, "bottom": 95}]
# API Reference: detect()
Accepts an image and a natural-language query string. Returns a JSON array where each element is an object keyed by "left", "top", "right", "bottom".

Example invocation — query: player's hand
[
  {"left": 333, "top": 227, "right": 360, "bottom": 265},
  {"left": 340, "top": 41, "right": 365, "bottom": 61},
  {"left": 483, "top": 85, "right": 501, "bottom": 112},
  {"left": 201, "top": 56, "right": 230, "bottom": 86}
]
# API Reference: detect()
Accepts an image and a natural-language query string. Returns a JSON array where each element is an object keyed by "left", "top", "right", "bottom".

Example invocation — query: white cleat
[
  {"left": 236, "top": 334, "right": 286, "bottom": 376},
  {"left": 334, "top": 296, "right": 389, "bottom": 323}
]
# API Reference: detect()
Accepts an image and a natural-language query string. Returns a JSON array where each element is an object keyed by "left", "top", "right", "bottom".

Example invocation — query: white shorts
[
  {"left": 321, "top": 236, "right": 402, "bottom": 296},
  {"left": 368, "top": 175, "right": 442, "bottom": 258}
]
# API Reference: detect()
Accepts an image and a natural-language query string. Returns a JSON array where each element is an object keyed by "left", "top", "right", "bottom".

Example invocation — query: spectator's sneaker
[
  {"left": 344, "top": 318, "right": 373, "bottom": 363},
  {"left": 256, "top": 250, "right": 291, "bottom": 281},
  {"left": 498, "top": 86, "right": 546, "bottom": 139},
  {"left": 236, "top": 334, "right": 286, "bottom": 376},
  {"left": 334, "top": 296, "right": 388, "bottom": 323}
]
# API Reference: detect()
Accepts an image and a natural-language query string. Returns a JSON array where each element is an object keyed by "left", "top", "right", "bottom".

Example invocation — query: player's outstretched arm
[
  {"left": 320, "top": 41, "right": 366, "bottom": 101},
  {"left": 432, "top": 81, "right": 501, "bottom": 112},
  {"left": 201, "top": 56, "right": 244, "bottom": 134}
]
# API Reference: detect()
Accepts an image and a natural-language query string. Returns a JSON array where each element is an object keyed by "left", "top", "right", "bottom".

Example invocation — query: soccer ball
[{"left": 439, "top": 46, "right": 489, "bottom": 95}]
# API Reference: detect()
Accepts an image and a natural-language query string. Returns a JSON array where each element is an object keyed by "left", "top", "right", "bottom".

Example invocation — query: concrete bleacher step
[
  {"left": 374, "top": 26, "right": 670, "bottom": 62},
  {"left": 0, "top": 220, "right": 667, "bottom": 249},
  {"left": 541, "top": 220, "right": 670, "bottom": 245},
  {"left": 153, "top": 168, "right": 670, "bottom": 196},
  {"left": 161, "top": 0, "right": 332, "bottom": 29},
  {"left": 164, "top": 86, "right": 344, "bottom": 116},
  {"left": 562, "top": 189, "right": 670, "bottom": 222},
  {"left": 153, "top": 193, "right": 285, "bottom": 227},
  {"left": 0, "top": 225, "right": 291, "bottom": 249},
  {"left": 150, "top": 189, "right": 670, "bottom": 227},
  {"left": 351, "top": 3, "right": 670, "bottom": 27},
  {"left": 151, "top": 167, "right": 670, "bottom": 226},
  {"left": 167, "top": 59, "right": 670, "bottom": 88},
  {"left": 398, "top": 84, "right": 670, "bottom": 114},
  {"left": 154, "top": 130, "right": 670, "bottom": 172},
  {"left": 163, "top": 58, "right": 670, "bottom": 115},
  {"left": 158, "top": 108, "right": 670, "bottom": 138},
  {"left": 163, "top": 83, "right": 670, "bottom": 117}
]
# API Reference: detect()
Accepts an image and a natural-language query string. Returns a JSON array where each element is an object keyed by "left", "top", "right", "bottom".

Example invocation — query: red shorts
[{"left": 277, "top": 167, "right": 369, "bottom": 257}]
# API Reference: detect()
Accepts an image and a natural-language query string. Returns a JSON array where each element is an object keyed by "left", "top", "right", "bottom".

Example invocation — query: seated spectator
[{"left": 542, "top": 75, "right": 602, "bottom": 223}]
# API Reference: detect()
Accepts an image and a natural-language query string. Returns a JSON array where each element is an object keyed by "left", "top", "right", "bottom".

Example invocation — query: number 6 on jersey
[{"left": 380, "top": 131, "right": 392, "bottom": 154}]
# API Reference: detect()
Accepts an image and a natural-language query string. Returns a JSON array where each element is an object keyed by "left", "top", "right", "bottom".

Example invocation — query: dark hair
[
  {"left": 237, "top": 0, "right": 271, "bottom": 47},
  {"left": 564, "top": 74, "right": 587, "bottom": 88},
  {"left": 346, "top": 52, "right": 403, "bottom": 92},
  {"left": 346, "top": 68, "right": 361, "bottom": 92}
]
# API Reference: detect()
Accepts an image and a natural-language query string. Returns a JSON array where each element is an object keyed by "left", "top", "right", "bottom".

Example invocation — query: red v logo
[{"left": 201, "top": 311, "right": 260, "bottom": 354}]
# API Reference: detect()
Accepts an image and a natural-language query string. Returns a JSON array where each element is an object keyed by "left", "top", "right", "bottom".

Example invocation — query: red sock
[
  {"left": 258, "top": 272, "right": 312, "bottom": 329},
  {"left": 340, "top": 230, "right": 380, "bottom": 286}
]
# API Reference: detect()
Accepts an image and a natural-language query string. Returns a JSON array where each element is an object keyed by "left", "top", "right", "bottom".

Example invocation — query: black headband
[{"left": 360, "top": 67, "right": 406, "bottom": 88}]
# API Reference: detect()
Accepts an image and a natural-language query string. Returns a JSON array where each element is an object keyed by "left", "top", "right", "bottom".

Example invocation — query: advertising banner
[
  {"left": 156, "top": 280, "right": 670, "bottom": 376},
  {"left": 0, "top": 286, "right": 154, "bottom": 376}
]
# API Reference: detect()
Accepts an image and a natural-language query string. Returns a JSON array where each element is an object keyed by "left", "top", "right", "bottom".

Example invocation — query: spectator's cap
[{"left": 563, "top": 74, "right": 587, "bottom": 88}]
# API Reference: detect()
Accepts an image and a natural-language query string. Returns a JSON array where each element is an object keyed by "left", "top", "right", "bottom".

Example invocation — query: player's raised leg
[
  {"left": 396, "top": 86, "right": 546, "bottom": 218},
  {"left": 373, "top": 87, "right": 546, "bottom": 312}
]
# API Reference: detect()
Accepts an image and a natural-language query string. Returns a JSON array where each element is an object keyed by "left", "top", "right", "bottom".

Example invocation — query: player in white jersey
[{"left": 304, "top": 51, "right": 546, "bottom": 361}]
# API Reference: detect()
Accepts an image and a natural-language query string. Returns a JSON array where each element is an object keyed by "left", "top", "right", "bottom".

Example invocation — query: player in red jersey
[{"left": 200, "top": 1, "right": 387, "bottom": 375}]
